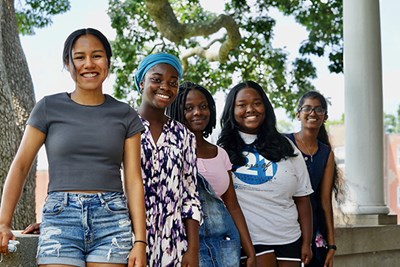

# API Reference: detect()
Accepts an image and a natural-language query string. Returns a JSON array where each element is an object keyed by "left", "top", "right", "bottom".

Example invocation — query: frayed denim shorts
[{"left": 37, "top": 192, "right": 133, "bottom": 267}]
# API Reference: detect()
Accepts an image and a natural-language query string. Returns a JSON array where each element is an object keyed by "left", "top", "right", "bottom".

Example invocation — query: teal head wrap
[{"left": 134, "top": 52, "right": 183, "bottom": 93}]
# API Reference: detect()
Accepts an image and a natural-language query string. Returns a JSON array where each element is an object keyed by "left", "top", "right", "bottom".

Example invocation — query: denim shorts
[{"left": 37, "top": 192, "right": 133, "bottom": 267}]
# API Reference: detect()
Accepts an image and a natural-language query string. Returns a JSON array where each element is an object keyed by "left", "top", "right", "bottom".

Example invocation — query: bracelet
[
  {"left": 134, "top": 240, "right": 147, "bottom": 246},
  {"left": 326, "top": 244, "right": 337, "bottom": 250}
]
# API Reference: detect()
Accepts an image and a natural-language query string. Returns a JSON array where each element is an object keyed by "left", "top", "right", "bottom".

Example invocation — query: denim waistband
[{"left": 47, "top": 192, "right": 124, "bottom": 206}]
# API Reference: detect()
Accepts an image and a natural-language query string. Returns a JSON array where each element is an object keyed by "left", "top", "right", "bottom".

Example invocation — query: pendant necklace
[{"left": 298, "top": 134, "right": 315, "bottom": 162}]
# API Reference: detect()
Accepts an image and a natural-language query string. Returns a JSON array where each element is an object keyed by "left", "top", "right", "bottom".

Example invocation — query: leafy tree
[
  {"left": 384, "top": 105, "right": 400, "bottom": 134},
  {"left": 325, "top": 113, "right": 344, "bottom": 126},
  {"left": 108, "top": 0, "right": 342, "bottom": 116},
  {"left": 0, "top": 0, "right": 70, "bottom": 229},
  {"left": 15, "top": 0, "right": 71, "bottom": 35},
  {"left": 397, "top": 105, "right": 400, "bottom": 133},
  {"left": 384, "top": 114, "right": 397, "bottom": 133},
  {"left": 277, "top": 119, "right": 294, "bottom": 133}
]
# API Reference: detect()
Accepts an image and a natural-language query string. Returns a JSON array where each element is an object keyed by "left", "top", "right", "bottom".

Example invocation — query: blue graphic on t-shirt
[{"left": 234, "top": 146, "right": 277, "bottom": 185}]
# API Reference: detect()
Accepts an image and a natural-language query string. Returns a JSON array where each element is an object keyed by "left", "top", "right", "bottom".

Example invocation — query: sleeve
[
  {"left": 181, "top": 129, "right": 202, "bottom": 224},
  {"left": 292, "top": 144, "right": 314, "bottom": 197},
  {"left": 218, "top": 146, "right": 233, "bottom": 171},
  {"left": 126, "top": 107, "right": 145, "bottom": 138},
  {"left": 27, "top": 97, "right": 48, "bottom": 134}
]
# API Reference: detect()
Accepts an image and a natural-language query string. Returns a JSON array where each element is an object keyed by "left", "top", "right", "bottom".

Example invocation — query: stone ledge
[
  {"left": 335, "top": 225, "right": 400, "bottom": 255},
  {"left": 335, "top": 214, "right": 397, "bottom": 226},
  {"left": 334, "top": 225, "right": 400, "bottom": 267}
]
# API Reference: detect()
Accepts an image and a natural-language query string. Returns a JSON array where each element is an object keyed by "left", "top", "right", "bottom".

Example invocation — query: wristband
[
  {"left": 326, "top": 244, "right": 337, "bottom": 250},
  {"left": 134, "top": 240, "right": 147, "bottom": 246}
]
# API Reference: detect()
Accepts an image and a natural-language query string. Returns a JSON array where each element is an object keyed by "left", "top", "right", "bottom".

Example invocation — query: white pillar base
[
  {"left": 335, "top": 213, "right": 396, "bottom": 226},
  {"left": 342, "top": 204, "right": 390, "bottom": 215}
]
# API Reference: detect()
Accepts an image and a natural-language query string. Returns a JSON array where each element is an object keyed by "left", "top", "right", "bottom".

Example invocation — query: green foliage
[
  {"left": 15, "top": 0, "right": 71, "bottom": 35},
  {"left": 269, "top": 0, "right": 343, "bottom": 74},
  {"left": 277, "top": 119, "right": 294, "bottom": 133},
  {"left": 385, "top": 114, "right": 397, "bottom": 133},
  {"left": 384, "top": 106, "right": 400, "bottom": 134},
  {"left": 108, "top": 0, "right": 343, "bottom": 114},
  {"left": 325, "top": 113, "right": 344, "bottom": 126}
]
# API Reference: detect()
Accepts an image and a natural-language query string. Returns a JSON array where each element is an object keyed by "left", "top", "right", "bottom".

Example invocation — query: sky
[{"left": 18, "top": 0, "right": 399, "bottom": 169}]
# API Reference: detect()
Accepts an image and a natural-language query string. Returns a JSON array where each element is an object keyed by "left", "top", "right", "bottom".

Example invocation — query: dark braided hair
[{"left": 166, "top": 81, "right": 216, "bottom": 138}]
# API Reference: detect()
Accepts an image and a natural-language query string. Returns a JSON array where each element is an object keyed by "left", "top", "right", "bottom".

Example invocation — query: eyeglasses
[{"left": 298, "top": 105, "right": 326, "bottom": 115}]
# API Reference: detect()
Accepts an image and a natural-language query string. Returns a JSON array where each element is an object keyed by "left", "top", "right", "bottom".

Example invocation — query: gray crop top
[{"left": 27, "top": 93, "right": 145, "bottom": 193}]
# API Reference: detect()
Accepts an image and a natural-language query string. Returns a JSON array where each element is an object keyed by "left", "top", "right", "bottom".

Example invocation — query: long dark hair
[
  {"left": 218, "top": 81, "right": 296, "bottom": 168},
  {"left": 297, "top": 91, "right": 345, "bottom": 205},
  {"left": 167, "top": 81, "right": 216, "bottom": 138}
]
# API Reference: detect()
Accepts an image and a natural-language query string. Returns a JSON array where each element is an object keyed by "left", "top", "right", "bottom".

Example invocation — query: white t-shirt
[
  {"left": 197, "top": 146, "right": 232, "bottom": 197},
  {"left": 233, "top": 132, "right": 313, "bottom": 245}
]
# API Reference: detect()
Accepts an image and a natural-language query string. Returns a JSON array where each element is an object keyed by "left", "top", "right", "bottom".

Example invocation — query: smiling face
[
  {"left": 296, "top": 97, "right": 328, "bottom": 129},
  {"left": 67, "top": 34, "right": 109, "bottom": 92},
  {"left": 234, "top": 87, "right": 266, "bottom": 134},
  {"left": 140, "top": 63, "right": 179, "bottom": 110},
  {"left": 184, "top": 89, "right": 210, "bottom": 134}
]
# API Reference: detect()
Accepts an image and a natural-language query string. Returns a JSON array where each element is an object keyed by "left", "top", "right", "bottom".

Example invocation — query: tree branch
[
  {"left": 145, "top": 0, "right": 241, "bottom": 64},
  {"left": 181, "top": 37, "right": 225, "bottom": 70}
]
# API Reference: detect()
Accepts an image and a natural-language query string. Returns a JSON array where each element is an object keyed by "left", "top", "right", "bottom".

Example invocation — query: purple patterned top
[{"left": 140, "top": 117, "right": 202, "bottom": 267}]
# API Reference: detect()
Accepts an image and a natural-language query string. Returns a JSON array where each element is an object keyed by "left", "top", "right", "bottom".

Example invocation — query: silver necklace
[{"left": 297, "top": 134, "right": 315, "bottom": 162}]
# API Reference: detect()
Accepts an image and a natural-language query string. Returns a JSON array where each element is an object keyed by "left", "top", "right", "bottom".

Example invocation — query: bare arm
[
  {"left": 293, "top": 195, "right": 313, "bottom": 265},
  {"left": 221, "top": 172, "right": 256, "bottom": 267},
  {"left": 182, "top": 218, "right": 199, "bottom": 267},
  {"left": 0, "top": 126, "right": 45, "bottom": 253},
  {"left": 320, "top": 151, "right": 336, "bottom": 267},
  {"left": 123, "top": 133, "right": 147, "bottom": 267}
]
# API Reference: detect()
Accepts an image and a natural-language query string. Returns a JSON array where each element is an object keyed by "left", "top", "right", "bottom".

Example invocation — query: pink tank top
[{"left": 197, "top": 146, "right": 232, "bottom": 197}]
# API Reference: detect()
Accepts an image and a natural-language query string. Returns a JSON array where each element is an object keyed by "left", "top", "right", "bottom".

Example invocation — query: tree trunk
[{"left": 0, "top": 0, "right": 37, "bottom": 229}]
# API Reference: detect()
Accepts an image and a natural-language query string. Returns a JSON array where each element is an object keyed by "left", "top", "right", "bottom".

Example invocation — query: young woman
[
  {"left": 134, "top": 53, "right": 202, "bottom": 267},
  {"left": 218, "top": 81, "right": 313, "bottom": 267},
  {"left": 287, "top": 91, "right": 342, "bottom": 267},
  {"left": 167, "top": 81, "right": 256, "bottom": 267},
  {"left": 0, "top": 28, "right": 146, "bottom": 267}
]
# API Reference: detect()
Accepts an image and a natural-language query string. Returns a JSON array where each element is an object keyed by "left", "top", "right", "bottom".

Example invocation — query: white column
[{"left": 343, "top": 0, "right": 389, "bottom": 214}]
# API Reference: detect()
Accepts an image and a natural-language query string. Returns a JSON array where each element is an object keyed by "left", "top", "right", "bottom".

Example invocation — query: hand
[
  {"left": 127, "top": 242, "right": 147, "bottom": 267},
  {"left": 324, "top": 249, "right": 335, "bottom": 267},
  {"left": 245, "top": 255, "right": 256, "bottom": 267},
  {"left": 301, "top": 243, "right": 313, "bottom": 266},
  {"left": 0, "top": 224, "right": 15, "bottom": 254},
  {"left": 22, "top": 223, "right": 41, "bottom": 234},
  {"left": 181, "top": 247, "right": 199, "bottom": 267}
]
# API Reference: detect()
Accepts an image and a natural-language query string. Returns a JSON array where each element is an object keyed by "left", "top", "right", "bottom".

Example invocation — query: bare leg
[
  {"left": 277, "top": 260, "right": 302, "bottom": 267},
  {"left": 40, "top": 264, "right": 128, "bottom": 267},
  {"left": 256, "top": 252, "right": 278, "bottom": 267},
  {"left": 87, "top": 263, "right": 127, "bottom": 267}
]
